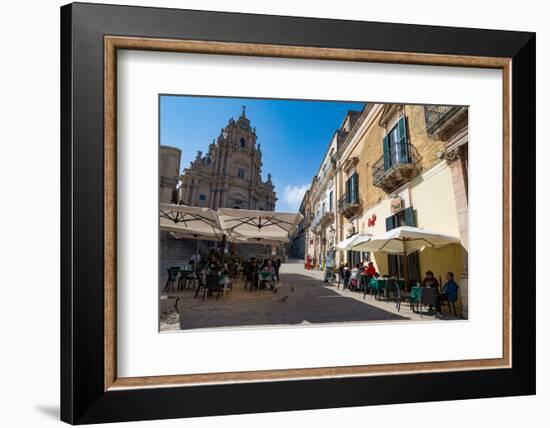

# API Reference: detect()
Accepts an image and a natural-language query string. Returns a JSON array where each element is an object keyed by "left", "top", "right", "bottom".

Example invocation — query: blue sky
[{"left": 160, "top": 95, "right": 365, "bottom": 212}]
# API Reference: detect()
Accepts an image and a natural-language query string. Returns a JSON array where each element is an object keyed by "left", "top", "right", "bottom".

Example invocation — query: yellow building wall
[
  {"left": 355, "top": 160, "right": 465, "bottom": 311},
  {"left": 411, "top": 162, "right": 460, "bottom": 236},
  {"left": 335, "top": 104, "right": 465, "bottom": 313},
  {"left": 404, "top": 105, "right": 447, "bottom": 173}
]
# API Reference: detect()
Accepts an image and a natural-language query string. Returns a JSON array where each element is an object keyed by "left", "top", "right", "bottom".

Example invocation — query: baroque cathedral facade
[{"left": 172, "top": 107, "right": 277, "bottom": 211}]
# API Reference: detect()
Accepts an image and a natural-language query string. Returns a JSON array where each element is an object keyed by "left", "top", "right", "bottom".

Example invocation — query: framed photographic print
[{"left": 61, "top": 2, "right": 536, "bottom": 424}]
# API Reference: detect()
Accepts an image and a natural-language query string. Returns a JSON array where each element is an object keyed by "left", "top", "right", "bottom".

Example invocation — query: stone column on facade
[
  {"left": 218, "top": 183, "right": 225, "bottom": 208},
  {"left": 334, "top": 163, "right": 341, "bottom": 266},
  {"left": 447, "top": 146, "right": 469, "bottom": 318},
  {"left": 186, "top": 182, "right": 191, "bottom": 205},
  {"left": 211, "top": 152, "right": 218, "bottom": 181},
  {"left": 211, "top": 188, "right": 218, "bottom": 209},
  {"left": 189, "top": 181, "right": 196, "bottom": 206},
  {"left": 216, "top": 149, "right": 223, "bottom": 176}
]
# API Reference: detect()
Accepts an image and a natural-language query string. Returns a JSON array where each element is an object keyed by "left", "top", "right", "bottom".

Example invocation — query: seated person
[
  {"left": 343, "top": 264, "right": 351, "bottom": 288},
  {"left": 206, "top": 255, "right": 220, "bottom": 273},
  {"left": 260, "top": 260, "right": 276, "bottom": 290},
  {"left": 422, "top": 270, "right": 440, "bottom": 289},
  {"left": 350, "top": 263, "right": 363, "bottom": 290},
  {"left": 436, "top": 272, "right": 459, "bottom": 317},
  {"left": 261, "top": 260, "right": 275, "bottom": 273},
  {"left": 365, "top": 261, "right": 377, "bottom": 278}
]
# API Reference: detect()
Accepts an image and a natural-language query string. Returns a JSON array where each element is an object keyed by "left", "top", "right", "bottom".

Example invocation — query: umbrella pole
[
  {"left": 403, "top": 239, "right": 410, "bottom": 292},
  {"left": 196, "top": 239, "right": 199, "bottom": 259},
  {"left": 219, "top": 234, "right": 226, "bottom": 263}
]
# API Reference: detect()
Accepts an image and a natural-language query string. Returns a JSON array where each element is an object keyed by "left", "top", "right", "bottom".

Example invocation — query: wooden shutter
[
  {"left": 403, "top": 206, "right": 416, "bottom": 227},
  {"left": 352, "top": 173, "right": 358, "bottom": 203},
  {"left": 397, "top": 116, "right": 409, "bottom": 163},
  {"left": 383, "top": 133, "right": 391, "bottom": 170},
  {"left": 385, "top": 215, "right": 395, "bottom": 231}
]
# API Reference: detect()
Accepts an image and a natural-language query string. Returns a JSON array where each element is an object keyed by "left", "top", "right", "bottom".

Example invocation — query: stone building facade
[
  {"left": 304, "top": 103, "right": 469, "bottom": 317},
  {"left": 172, "top": 107, "right": 277, "bottom": 211},
  {"left": 159, "top": 145, "right": 182, "bottom": 204}
]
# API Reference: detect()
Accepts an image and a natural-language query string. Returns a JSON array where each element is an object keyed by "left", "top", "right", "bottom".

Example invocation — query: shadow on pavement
[{"left": 174, "top": 272, "right": 409, "bottom": 330}]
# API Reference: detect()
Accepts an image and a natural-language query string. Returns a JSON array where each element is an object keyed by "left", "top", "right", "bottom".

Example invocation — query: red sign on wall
[{"left": 367, "top": 213, "right": 377, "bottom": 227}]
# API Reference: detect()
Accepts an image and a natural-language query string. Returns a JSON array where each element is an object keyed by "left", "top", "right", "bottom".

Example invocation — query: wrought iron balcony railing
[
  {"left": 372, "top": 142, "right": 420, "bottom": 193},
  {"left": 338, "top": 191, "right": 361, "bottom": 218},
  {"left": 424, "top": 105, "right": 464, "bottom": 137},
  {"left": 319, "top": 209, "right": 335, "bottom": 227}
]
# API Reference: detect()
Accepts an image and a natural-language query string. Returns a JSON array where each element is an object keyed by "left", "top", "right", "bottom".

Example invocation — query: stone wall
[{"left": 159, "top": 145, "right": 181, "bottom": 204}]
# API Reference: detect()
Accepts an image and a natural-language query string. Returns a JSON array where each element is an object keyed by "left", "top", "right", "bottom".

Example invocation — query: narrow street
[{"left": 160, "top": 259, "right": 446, "bottom": 331}]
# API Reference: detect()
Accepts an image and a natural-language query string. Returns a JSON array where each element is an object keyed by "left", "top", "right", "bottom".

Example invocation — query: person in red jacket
[{"left": 365, "top": 261, "right": 377, "bottom": 277}]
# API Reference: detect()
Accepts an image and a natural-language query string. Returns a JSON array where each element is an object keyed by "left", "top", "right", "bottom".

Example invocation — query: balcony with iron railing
[
  {"left": 310, "top": 216, "right": 321, "bottom": 233},
  {"left": 372, "top": 142, "right": 420, "bottom": 193},
  {"left": 338, "top": 190, "right": 361, "bottom": 219},
  {"left": 318, "top": 209, "right": 335, "bottom": 228},
  {"left": 302, "top": 212, "right": 314, "bottom": 227},
  {"left": 424, "top": 105, "right": 467, "bottom": 138}
]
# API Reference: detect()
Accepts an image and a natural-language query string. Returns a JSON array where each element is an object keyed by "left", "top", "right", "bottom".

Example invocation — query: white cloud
[{"left": 281, "top": 184, "right": 309, "bottom": 211}]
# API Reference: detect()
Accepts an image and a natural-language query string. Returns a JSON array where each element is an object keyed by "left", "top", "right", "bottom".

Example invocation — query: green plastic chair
[{"left": 164, "top": 267, "right": 180, "bottom": 292}]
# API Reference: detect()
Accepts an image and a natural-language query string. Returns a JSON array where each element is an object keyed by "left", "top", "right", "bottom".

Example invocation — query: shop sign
[
  {"left": 367, "top": 213, "right": 377, "bottom": 227},
  {"left": 390, "top": 197, "right": 404, "bottom": 213}
]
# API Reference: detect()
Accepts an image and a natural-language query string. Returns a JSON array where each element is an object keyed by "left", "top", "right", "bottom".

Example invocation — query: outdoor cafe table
[
  {"left": 369, "top": 278, "right": 387, "bottom": 300},
  {"left": 259, "top": 271, "right": 272, "bottom": 280},
  {"left": 178, "top": 268, "right": 196, "bottom": 289},
  {"left": 369, "top": 278, "right": 406, "bottom": 301}
]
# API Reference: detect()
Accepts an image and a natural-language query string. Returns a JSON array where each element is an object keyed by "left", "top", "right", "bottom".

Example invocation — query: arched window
[{"left": 240, "top": 138, "right": 246, "bottom": 148}]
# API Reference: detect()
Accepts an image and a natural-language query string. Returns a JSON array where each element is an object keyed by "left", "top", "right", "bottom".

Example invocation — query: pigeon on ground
[
  {"left": 280, "top": 295, "right": 288, "bottom": 302},
  {"left": 290, "top": 285, "right": 295, "bottom": 293}
]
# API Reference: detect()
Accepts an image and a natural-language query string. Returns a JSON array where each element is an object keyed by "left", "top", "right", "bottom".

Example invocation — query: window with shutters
[
  {"left": 372, "top": 115, "right": 420, "bottom": 193},
  {"left": 385, "top": 206, "right": 420, "bottom": 282},
  {"left": 338, "top": 172, "right": 361, "bottom": 218},
  {"left": 346, "top": 173, "right": 359, "bottom": 204},
  {"left": 383, "top": 117, "right": 410, "bottom": 169}
]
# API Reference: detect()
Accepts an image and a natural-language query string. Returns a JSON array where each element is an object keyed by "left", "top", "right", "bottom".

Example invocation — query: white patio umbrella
[
  {"left": 335, "top": 232, "right": 371, "bottom": 251},
  {"left": 160, "top": 203, "right": 222, "bottom": 238},
  {"left": 160, "top": 204, "right": 223, "bottom": 258},
  {"left": 231, "top": 235, "right": 289, "bottom": 258},
  {"left": 351, "top": 226, "right": 460, "bottom": 254},
  {"left": 231, "top": 234, "right": 289, "bottom": 246},
  {"left": 217, "top": 208, "right": 302, "bottom": 241},
  {"left": 351, "top": 226, "right": 460, "bottom": 288}
]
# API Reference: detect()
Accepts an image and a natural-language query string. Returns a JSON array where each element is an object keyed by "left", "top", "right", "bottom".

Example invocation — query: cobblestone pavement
[{"left": 160, "top": 259, "right": 458, "bottom": 331}]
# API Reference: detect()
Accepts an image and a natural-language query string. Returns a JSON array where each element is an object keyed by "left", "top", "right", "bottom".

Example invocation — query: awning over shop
[
  {"left": 217, "top": 208, "right": 302, "bottom": 241},
  {"left": 351, "top": 226, "right": 460, "bottom": 255}
]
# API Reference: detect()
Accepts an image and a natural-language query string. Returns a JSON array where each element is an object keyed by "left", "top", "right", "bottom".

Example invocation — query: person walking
[{"left": 323, "top": 251, "right": 335, "bottom": 283}]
